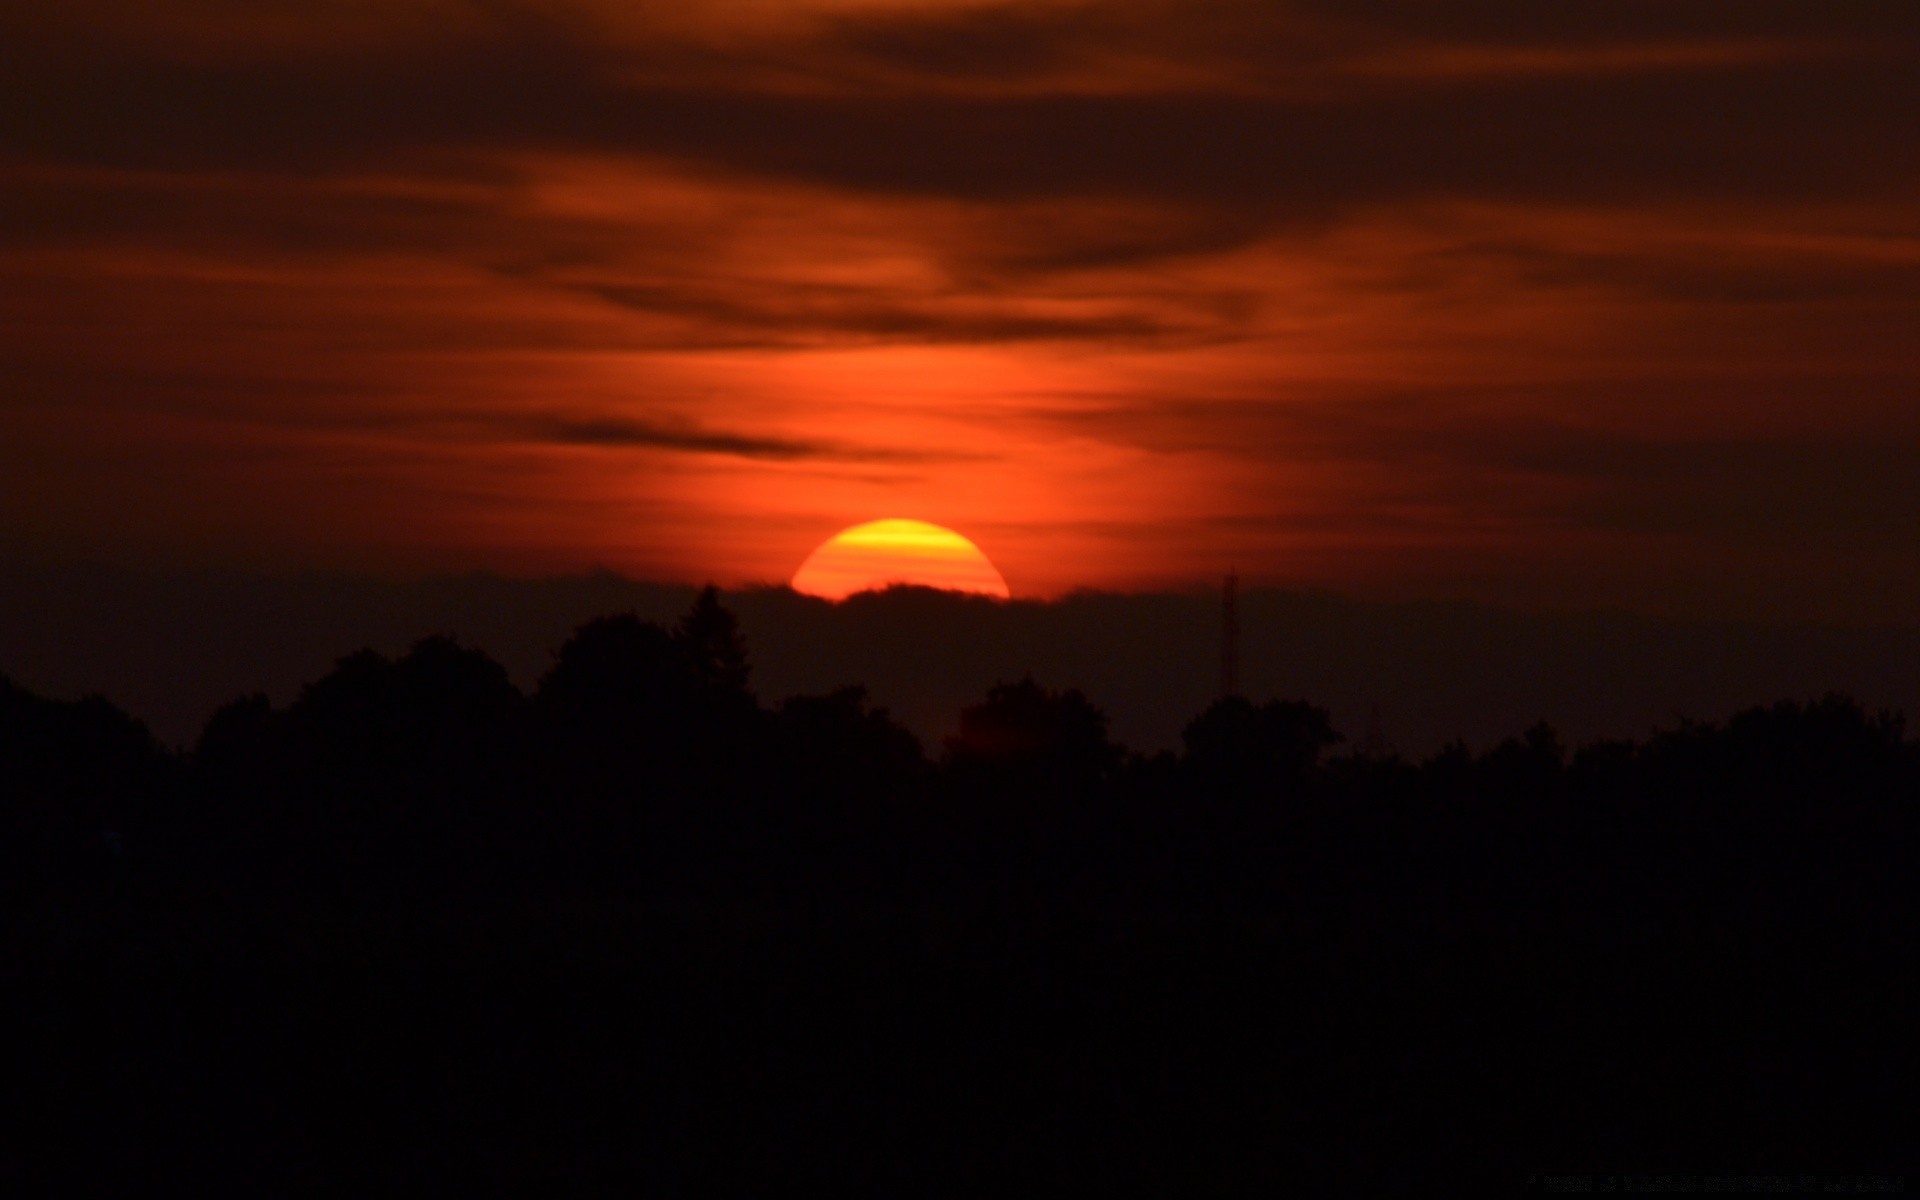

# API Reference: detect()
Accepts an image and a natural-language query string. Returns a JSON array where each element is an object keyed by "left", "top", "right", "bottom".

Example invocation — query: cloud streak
[{"left": 529, "top": 414, "right": 975, "bottom": 463}]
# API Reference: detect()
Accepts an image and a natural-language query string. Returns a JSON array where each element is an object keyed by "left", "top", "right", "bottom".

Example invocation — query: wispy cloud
[{"left": 528, "top": 414, "right": 978, "bottom": 463}]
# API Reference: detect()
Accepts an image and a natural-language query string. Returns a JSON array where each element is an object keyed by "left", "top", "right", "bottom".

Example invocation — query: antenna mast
[{"left": 1221, "top": 569, "right": 1240, "bottom": 698}]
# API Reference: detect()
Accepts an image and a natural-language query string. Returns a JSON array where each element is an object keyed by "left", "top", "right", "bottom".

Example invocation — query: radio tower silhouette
[{"left": 1221, "top": 569, "right": 1240, "bottom": 698}]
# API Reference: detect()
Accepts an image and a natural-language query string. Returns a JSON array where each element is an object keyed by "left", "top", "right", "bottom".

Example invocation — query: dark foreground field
[{"left": 9, "top": 593, "right": 1915, "bottom": 1188}]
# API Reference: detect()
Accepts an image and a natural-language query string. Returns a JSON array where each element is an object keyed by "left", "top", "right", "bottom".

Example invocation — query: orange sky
[{"left": 4, "top": 1, "right": 1920, "bottom": 621}]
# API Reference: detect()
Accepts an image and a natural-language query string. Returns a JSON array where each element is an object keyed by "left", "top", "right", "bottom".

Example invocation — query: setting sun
[{"left": 790, "top": 519, "right": 1011, "bottom": 601}]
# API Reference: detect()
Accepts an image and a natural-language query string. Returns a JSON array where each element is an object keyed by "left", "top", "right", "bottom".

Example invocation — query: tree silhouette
[
  {"left": 536, "top": 613, "right": 696, "bottom": 722},
  {"left": 943, "top": 676, "right": 1120, "bottom": 792},
  {"left": 1180, "top": 695, "right": 1342, "bottom": 797},
  {"left": 527, "top": 597, "right": 768, "bottom": 886},
  {"left": 678, "top": 583, "right": 751, "bottom": 696},
  {"left": 1476, "top": 720, "right": 1565, "bottom": 800},
  {"left": 776, "top": 685, "right": 925, "bottom": 799},
  {"left": 1, "top": 675, "right": 165, "bottom": 890},
  {"left": 6, "top": 595, "right": 1920, "bottom": 1189},
  {"left": 222, "top": 637, "right": 529, "bottom": 887}
]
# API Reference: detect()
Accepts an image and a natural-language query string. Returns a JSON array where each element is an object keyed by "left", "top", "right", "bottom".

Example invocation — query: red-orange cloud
[{"left": 3, "top": 1, "right": 1919, "bottom": 621}]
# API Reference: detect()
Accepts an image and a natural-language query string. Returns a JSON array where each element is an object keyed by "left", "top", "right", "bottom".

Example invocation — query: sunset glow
[
  {"left": 3, "top": 2, "right": 1919, "bottom": 620},
  {"left": 791, "top": 520, "right": 1011, "bottom": 601}
]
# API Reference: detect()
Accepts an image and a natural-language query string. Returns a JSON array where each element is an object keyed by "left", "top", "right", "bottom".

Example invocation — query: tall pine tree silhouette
[{"left": 678, "top": 584, "right": 751, "bottom": 696}]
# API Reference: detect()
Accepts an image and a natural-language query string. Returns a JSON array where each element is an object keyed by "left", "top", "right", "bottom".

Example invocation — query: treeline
[{"left": 7, "top": 589, "right": 1917, "bottom": 1187}]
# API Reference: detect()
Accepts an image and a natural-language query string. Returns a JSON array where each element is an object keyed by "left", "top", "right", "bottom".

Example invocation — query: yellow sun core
[{"left": 790, "top": 519, "right": 1011, "bottom": 601}]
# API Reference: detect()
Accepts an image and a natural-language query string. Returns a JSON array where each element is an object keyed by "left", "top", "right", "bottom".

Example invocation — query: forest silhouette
[{"left": 7, "top": 588, "right": 1914, "bottom": 1187}]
